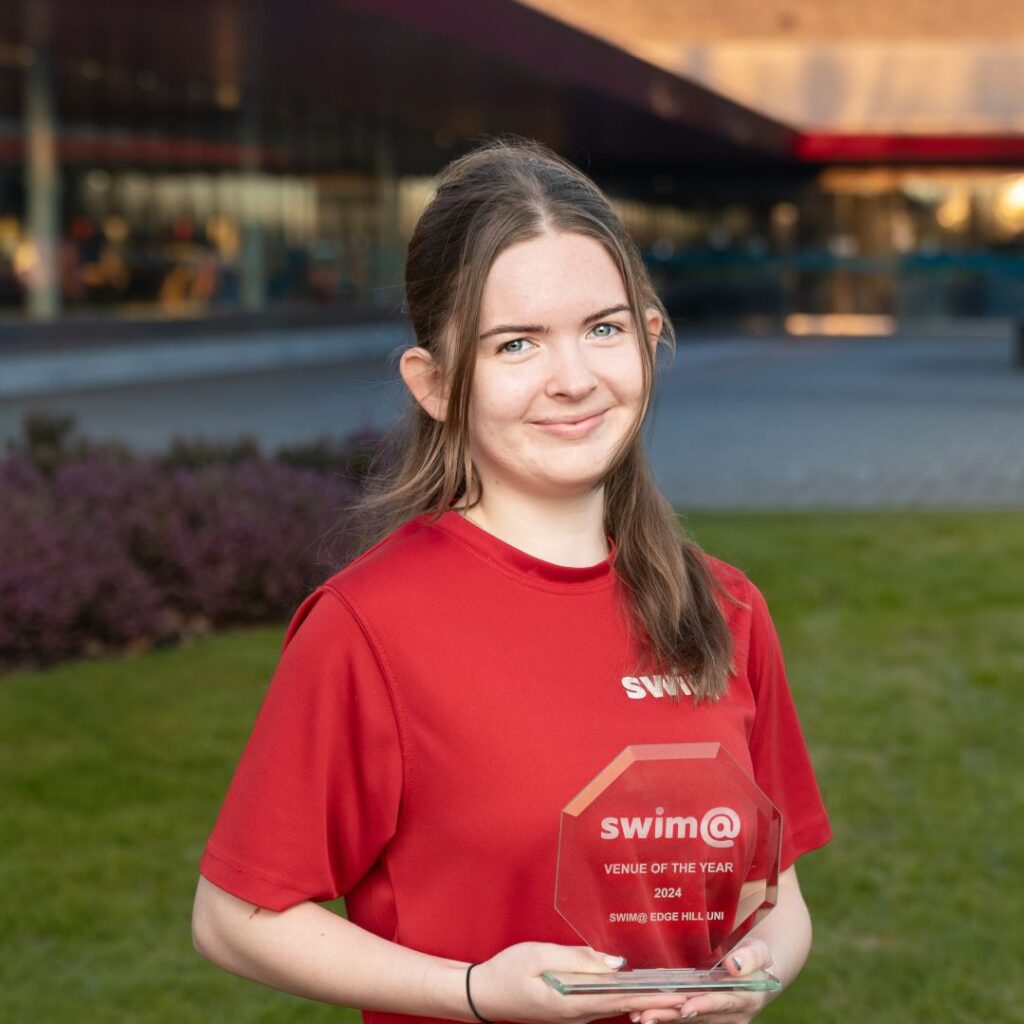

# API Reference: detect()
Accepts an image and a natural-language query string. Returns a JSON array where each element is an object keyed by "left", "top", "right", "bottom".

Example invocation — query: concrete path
[{"left": 648, "top": 332, "right": 1024, "bottom": 508}]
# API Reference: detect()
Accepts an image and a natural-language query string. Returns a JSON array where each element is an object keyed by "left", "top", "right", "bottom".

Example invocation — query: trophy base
[{"left": 541, "top": 968, "right": 782, "bottom": 994}]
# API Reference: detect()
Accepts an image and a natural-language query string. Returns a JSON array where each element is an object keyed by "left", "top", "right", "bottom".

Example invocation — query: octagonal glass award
[{"left": 543, "top": 743, "right": 783, "bottom": 994}]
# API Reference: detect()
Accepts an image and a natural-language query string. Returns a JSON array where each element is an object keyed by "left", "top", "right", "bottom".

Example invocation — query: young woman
[{"left": 192, "top": 137, "right": 831, "bottom": 1024}]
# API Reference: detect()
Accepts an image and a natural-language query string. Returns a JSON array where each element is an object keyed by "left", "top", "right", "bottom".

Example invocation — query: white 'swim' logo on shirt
[{"left": 621, "top": 674, "right": 693, "bottom": 699}]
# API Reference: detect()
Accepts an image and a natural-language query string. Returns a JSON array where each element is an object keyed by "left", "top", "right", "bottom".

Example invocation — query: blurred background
[
  {"left": 4, "top": 1, "right": 1024, "bottom": 327},
  {"left": 1, "top": 3, "right": 1022, "bottom": 1024}
]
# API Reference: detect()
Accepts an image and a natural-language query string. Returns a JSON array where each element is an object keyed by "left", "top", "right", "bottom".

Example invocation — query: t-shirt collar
[{"left": 430, "top": 508, "right": 616, "bottom": 587}]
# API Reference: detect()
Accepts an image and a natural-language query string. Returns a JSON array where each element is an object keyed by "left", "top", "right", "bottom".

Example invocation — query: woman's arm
[
  {"left": 737, "top": 864, "right": 812, "bottom": 989},
  {"left": 192, "top": 875, "right": 702, "bottom": 1024},
  {"left": 192, "top": 875, "right": 470, "bottom": 1017}
]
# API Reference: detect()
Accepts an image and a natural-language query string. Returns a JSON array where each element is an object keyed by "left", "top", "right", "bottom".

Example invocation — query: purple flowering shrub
[
  {"left": 0, "top": 419, "right": 375, "bottom": 669},
  {"left": 0, "top": 457, "right": 159, "bottom": 664}
]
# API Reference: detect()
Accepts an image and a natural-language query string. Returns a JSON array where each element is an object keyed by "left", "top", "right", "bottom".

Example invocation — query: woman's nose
[{"left": 546, "top": 339, "right": 599, "bottom": 398}]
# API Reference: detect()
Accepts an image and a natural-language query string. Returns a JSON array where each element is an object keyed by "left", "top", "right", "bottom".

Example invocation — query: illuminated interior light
[
  {"left": 995, "top": 175, "right": 1024, "bottom": 233},
  {"left": 935, "top": 192, "right": 970, "bottom": 230},
  {"left": 85, "top": 169, "right": 112, "bottom": 192},
  {"left": 785, "top": 314, "right": 896, "bottom": 337},
  {"left": 13, "top": 240, "right": 38, "bottom": 277},
  {"left": 215, "top": 83, "right": 241, "bottom": 109}
]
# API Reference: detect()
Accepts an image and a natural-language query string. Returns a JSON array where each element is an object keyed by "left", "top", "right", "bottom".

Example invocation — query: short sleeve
[
  {"left": 744, "top": 582, "right": 832, "bottom": 871},
  {"left": 199, "top": 586, "right": 403, "bottom": 911}
]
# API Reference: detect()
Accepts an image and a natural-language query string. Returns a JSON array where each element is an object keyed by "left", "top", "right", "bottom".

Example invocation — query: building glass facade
[{"left": 2, "top": 4, "right": 1024, "bottom": 328}]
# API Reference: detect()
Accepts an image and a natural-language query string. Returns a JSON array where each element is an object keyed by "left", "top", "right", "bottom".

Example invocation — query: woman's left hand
[{"left": 629, "top": 940, "right": 775, "bottom": 1024}]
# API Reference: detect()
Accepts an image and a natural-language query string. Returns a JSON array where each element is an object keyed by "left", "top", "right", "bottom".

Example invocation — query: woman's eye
[
  {"left": 497, "top": 338, "right": 531, "bottom": 354},
  {"left": 591, "top": 322, "right": 622, "bottom": 339}
]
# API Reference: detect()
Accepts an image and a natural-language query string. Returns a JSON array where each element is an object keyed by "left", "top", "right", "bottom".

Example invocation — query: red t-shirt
[{"left": 199, "top": 510, "right": 831, "bottom": 1022}]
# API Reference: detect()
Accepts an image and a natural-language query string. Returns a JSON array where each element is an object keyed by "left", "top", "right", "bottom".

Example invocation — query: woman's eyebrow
[{"left": 478, "top": 303, "right": 632, "bottom": 341}]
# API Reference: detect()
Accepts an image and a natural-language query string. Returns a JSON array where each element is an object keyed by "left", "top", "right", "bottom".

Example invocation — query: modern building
[{"left": 2, "top": 0, "right": 1022, "bottom": 333}]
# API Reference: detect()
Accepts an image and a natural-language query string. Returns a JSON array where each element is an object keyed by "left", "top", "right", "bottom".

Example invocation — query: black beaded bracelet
[{"left": 465, "top": 963, "right": 494, "bottom": 1024}]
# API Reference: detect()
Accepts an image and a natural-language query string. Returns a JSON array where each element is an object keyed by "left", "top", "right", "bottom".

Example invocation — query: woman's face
[{"left": 467, "top": 230, "right": 661, "bottom": 503}]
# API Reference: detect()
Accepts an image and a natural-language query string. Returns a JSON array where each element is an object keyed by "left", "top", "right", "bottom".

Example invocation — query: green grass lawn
[{"left": 2, "top": 510, "right": 1022, "bottom": 1024}]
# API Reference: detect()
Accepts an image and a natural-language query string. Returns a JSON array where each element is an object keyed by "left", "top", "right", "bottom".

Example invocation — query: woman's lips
[{"left": 531, "top": 410, "right": 607, "bottom": 438}]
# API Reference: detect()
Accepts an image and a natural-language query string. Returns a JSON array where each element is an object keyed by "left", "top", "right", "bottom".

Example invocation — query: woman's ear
[
  {"left": 400, "top": 346, "right": 449, "bottom": 422},
  {"left": 645, "top": 308, "right": 664, "bottom": 357}
]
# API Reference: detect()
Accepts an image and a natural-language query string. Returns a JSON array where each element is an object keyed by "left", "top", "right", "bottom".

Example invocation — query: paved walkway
[
  {"left": 648, "top": 332, "right": 1024, "bottom": 508},
  {"left": 1, "top": 325, "right": 1021, "bottom": 508}
]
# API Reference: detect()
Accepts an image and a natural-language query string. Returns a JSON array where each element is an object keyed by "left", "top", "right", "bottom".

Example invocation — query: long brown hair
[{"left": 347, "top": 136, "right": 734, "bottom": 701}]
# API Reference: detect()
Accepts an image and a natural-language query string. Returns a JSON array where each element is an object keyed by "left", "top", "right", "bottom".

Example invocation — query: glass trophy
[{"left": 543, "top": 743, "right": 783, "bottom": 994}]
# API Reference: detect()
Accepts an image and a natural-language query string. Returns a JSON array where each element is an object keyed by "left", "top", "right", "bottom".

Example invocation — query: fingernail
[
  {"left": 731, "top": 954, "right": 743, "bottom": 971},
  {"left": 683, "top": 1014, "right": 698, "bottom": 1020},
  {"left": 603, "top": 954, "right": 626, "bottom": 969},
  {"left": 630, "top": 1015, "right": 640, "bottom": 1022}
]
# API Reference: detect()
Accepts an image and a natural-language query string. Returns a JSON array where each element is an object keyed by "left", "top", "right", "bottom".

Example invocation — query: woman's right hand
[{"left": 467, "top": 943, "right": 693, "bottom": 1024}]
